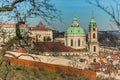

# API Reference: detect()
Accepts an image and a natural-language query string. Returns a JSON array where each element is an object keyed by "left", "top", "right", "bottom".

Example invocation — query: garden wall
[{"left": 7, "top": 57, "right": 96, "bottom": 79}]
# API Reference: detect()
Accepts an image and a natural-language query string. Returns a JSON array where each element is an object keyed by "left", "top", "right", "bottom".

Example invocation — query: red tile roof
[
  {"left": 99, "top": 53, "right": 107, "bottom": 59},
  {"left": 29, "top": 27, "right": 51, "bottom": 31},
  {"left": 0, "top": 23, "right": 26, "bottom": 27},
  {"left": 111, "top": 55, "right": 118, "bottom": 60},
  {"left": 111, "top": 70, "right": 118, "bottom": 73},
  {"left": 16, "top": 48, "right": 26, "bottom": 53},
  {"left": 34, "top": 42, "right": 79, "bottom": 52}
]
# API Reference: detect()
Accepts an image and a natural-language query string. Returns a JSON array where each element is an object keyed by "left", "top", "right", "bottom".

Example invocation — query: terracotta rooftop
[
  {"left": 16, "top": 48, "right": 26, "bottom": 53},
  {"left": 29, "top": 27, "right": 51, "bottom": 31},
  {"left": 99, "top": 53, "right": 108, "bottom": 59},
  {"left": 111, "top": 54, "right": 118, "bottom": 60},
  {"left": 34, "top": 42, "right": 79, "bottom": 52},
  {"left": 0, "top": 23, "right": 26, "bottom": 27}
]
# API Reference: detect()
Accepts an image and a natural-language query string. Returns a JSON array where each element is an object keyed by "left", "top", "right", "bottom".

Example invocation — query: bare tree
[
  {"left": 0, "top": 0, "right": 61, "bottom": 79},
  {"left": 88, "top": 0, "right": 120, "bottom": 30}
]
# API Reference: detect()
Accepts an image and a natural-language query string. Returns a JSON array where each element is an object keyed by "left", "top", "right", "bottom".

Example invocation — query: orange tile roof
[
  {"left": 0, "top": 23, "right": 26, "bottom": 27},
  {"left": 99, "top": 53, "right": 107, "bottom": 59},
  {"left": 29, "top": 27, "right": 52, "bottom": 31},
  {"left": 111, "top": 55, "right": 118, "bottom": 60},
  {"left": 34, "top": 42, "right": 79, "bottom": 52},
  {"left": 16, "top": 48, "right": 26, "bottom": 53}
]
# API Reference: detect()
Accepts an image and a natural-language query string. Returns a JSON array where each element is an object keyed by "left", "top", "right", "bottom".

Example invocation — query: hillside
[{"left": 0, "top": 64, "right": 94, "bottom": 80}]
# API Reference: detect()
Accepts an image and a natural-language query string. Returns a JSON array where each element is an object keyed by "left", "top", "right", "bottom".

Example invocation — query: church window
[
  {"left": 71, "top": 39, "right": 73, "bottom": 46},
  {"left": 93, "top": 33, "right": 95, "bottom": 38},
  {"left": 93, "top": 28, "right": 96, "bottom": 31},
  {"left": 78, "top": 39, "right": 80, "bottom": 46},
  {"left": 93, "top": 46, "right": 96, "bottom": 52},
  {"left": 93, "top": 58, "right": 96, "bottom": 62}
]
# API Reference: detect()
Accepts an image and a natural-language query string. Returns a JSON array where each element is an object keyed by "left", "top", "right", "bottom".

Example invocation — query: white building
[
  {"left": 0, "top": 23, "right": 28, "bottom": 43},
  {"left": 29, "top": 21, "right": 53, "bottom": 42},
  {"left": 65, "top": 17, "right": 86, "bottom": 50}
]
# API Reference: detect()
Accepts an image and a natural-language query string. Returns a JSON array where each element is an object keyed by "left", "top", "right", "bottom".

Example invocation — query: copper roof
[{"left": 34, "top": 42, "right": 79, "bottom": 52}]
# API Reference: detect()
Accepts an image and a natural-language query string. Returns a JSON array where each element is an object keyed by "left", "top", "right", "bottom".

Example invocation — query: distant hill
[{"left": 98, "top": 31, "right": 120, "bottom": 47}]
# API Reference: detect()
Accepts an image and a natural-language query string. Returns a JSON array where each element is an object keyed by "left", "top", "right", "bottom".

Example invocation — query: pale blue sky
[
  {"left": 51, "top": 0, "right": 119, "bottom": 31},
  {"left": 29, "top": 0, "right": 119, "bottom": 31}
]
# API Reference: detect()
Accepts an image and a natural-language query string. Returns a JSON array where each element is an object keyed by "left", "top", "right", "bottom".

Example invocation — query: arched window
[
  {"left": 93, "top": 33, "right": 96, "bottom": 38},
  {"left": 93, "top": 28, "right": 96, "bottom": 31},
  {"left": 78, "top": 39, "right": 80, "bottom": 46},
  {"left": 93, "top": 46, "right": 96, "bottom": 52},
  {"left": 71, "top": 39, "right": 73, "bottom": 46},
  {"left": 93, "top": 58, "right": 96, "bottom": 62}
]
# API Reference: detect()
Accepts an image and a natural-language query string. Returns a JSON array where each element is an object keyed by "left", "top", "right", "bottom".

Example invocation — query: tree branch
[
  {"left": 88, "top": 0, "right": 120, "bottom": 29},
  {"left": 0, "top": 0, "right": 24, "bottom": 12}
]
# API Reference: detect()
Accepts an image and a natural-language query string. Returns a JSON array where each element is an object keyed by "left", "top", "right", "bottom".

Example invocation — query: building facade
[
  {"left": 63, "top": 16, "right": 99, "bottom": 62},
  {"left": 0, "top": 23, "right": 28, "bottom": 43},
  {"left": 29, "top": 21, "right": 53, "bottom": 42},
  {"left": 65, "top": 17, "right": 86, "bottom": 50},
  {"left": 88, "top": 16, "right": 99, "bottom": 61}
]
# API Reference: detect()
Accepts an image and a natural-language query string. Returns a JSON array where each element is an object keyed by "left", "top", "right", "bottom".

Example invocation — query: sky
[
  {"left": 5, "top": 0, "right": 118, "bottom": 32},
  {"left": 42, "top": 0, "right": 118, "bottom": 32}
]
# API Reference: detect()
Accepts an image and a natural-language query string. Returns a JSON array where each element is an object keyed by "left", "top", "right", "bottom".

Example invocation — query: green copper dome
[
  {"left": 73, "top": 17, "right": 78, "bottom": 21},
  {"left": 89, "top": 16, "right": 97, "bottom": 27},
  {"left": 65, "top": 17, "right": 85, "bottom": 34},
  {"left": 66, "top": 27, "right": 85, "bottom": 34}
]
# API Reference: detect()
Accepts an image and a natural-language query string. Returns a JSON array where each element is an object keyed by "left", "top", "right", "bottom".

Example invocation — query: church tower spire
[{"left": 88, "top": 16, "right": 99, "bottom": 62}]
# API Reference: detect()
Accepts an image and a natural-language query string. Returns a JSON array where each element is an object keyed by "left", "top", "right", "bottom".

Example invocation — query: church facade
[
  {"left": 64, "top": 16, "right": 99, "bottom": 61},
  {"left": 65, "top": 17, "right": 86, "bottom": 50}
]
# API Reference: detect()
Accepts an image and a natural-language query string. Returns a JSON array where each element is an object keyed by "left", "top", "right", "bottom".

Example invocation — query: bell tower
[{"left": 88, "top": 16, "right": 99, "bottom": 62}]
